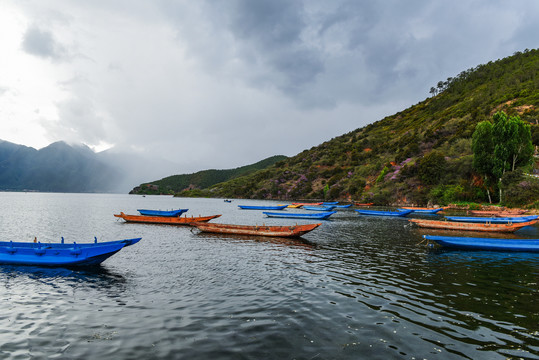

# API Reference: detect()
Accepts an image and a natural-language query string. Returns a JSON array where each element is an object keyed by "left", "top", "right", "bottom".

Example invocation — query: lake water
[{"left": 0, "top": 192, "right": 537, "bottom": 360}]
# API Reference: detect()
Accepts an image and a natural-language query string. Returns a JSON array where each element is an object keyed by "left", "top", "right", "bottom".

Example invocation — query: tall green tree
[
  {"left": 472, "top": 121, "right": 495, "bottom": 203},
  {"left": 472, "top": 111, "right": 534, "bottom": 203}
]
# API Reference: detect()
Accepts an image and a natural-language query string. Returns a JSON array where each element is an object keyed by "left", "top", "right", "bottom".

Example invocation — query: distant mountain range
[
  {"left": 0, "top": 140, "right": 286, "bottom": 194},
  {"left": 0, "top": 140, "right": 120, "bottom": 192}
]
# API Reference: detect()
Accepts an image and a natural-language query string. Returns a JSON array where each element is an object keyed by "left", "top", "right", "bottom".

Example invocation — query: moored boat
[
  {"left": 291, "top": 202, "right": 323, "bottom": 206},
  {"left": 354, "top": 202, "right": 374, "bottom": 206},
  {"left": 303, "top": 205, "right": 336, "bottom": 211},
  {"left": 410, "top": 218, "right": 538, "bottom": 232},
  {"left": 444, "top": 215, "right": 539, "bottom": 224},
  {"left": 115, "top": 212, "right": 221, "bottom": 225},
  {"left": 334, "top": 204, "right": 352, "bottom": 208},
  {"left": 263, "top": 211, "right": 336, "bottom": 220},
  {"left": 137, "top": 209, "right": 188, "bottom": 217},
  {"left": 423, "top": 235, "right": 539, "bottom": 252},
  {"left": 192, "top": 222, "right": 321, "bottom": 238},
  {"left": 0, "top": 237, "right": 141, "bottom": 267},
  {"left": 469, "top": 210, "right": 528, "bottom": 216},
  {"left": 238, "top": 205, "right": 288, "bottom": 210},
  {"left": 399, "top": 207, "right": 444, "bottom": 214},
  {"left": 322, "top": 202, "right": 339, "bottom": 205},
  {"left": 355, "top": 209, "right": 412, "bottom": 217}
]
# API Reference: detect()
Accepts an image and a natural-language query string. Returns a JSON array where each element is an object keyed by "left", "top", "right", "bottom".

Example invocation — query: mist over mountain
[{"left": 0, "top": 140, "right": 180, "bottom": 193}]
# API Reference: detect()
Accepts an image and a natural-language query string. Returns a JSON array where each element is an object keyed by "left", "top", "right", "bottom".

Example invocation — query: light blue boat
[
  {"left": 334, "top": 204, "right": 352, "bottom": 208},
  {"left": 444, "top": 215, "right": 538, "bottom": 224},
  {"left": 138, "top": 209, "right": 188, "bottom": 217},
  {"left": 0, "top": 237, "right": 141, "bottom": 267},
  {"left": 355, "top": 209, "right": 412, "bottom": 217},
  {"left": 424, "top": 235, "right": 539, "bottom": 252},
  {"left": 303, "top": 205, "right": 336, "bottom": 211},
  {"left": 397, "top": 208, "right": 443, "bottom": 214},
  {"left": 263, "top": 211, "right": 337, "bottom": 220},
  {"left": 238, "top": 205, "right": 288, "bottom": 210}
]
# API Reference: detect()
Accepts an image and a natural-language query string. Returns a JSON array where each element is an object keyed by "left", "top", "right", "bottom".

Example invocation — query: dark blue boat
[
  {"left": 424, "top": 235, "right": 539, "bottom": 252},
  {"left": 355, "top": 209, "right": 412, "bottom": 217},
  {"left": 444, "top": 215, "right": 538, "bottom": 224},
  {"left": 263, "top": 211, "right": 336, "bottom": 220},
  {"left": 322, "top": 202, "right": 339, "bottom": 205},
  {"left": 238, "top": 205, "right": 288, "bottom": 210},
  {"left": 0, "top": 237, "right": 142, "bottom": 267},
  {"left": 137, "top": 209, "right": 188, "bottom": 217}
]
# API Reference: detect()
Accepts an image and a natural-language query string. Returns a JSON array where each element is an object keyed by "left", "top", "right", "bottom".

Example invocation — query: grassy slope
[
  {"left": 203, "top": 49, "right": 539, "bottom": 205},
  {"left": 131, "top": 155, "right": 287, "bottom": 195}
]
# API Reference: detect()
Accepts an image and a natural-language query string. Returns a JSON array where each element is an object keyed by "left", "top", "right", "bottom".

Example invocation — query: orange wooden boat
[
  {"left": 409, "top": 218, "right": 538, "bottom": 232},
  {"left": 192, "top": 222, "right": 321, "bottom": 238},
  {"left": 114, "top": 212, "right": 221, "bottom": 225},
  {"left": 354, "top": 202, "right": 374, "bottom": 206}
]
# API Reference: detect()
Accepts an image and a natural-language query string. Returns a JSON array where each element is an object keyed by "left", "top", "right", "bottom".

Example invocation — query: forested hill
[
  {"left": 179, "top": 49, "right": 539, "bottom": 207},
  {"left": 130, "top": 155, "right": 287, "bottom": 195}
]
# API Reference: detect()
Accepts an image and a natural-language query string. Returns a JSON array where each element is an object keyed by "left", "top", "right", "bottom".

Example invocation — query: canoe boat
[
  {"left": 334, "top": 204, "right": 352, "bottom": 208},
  {"left": 0, "top": 237, "right": 141, "bottom": 267},
  {"left": 292, "top": 202, "right": 323, "bottom": 206},
  {"left": 399, "top": 207, "right": 444, "bottom": 214},
  {"left": 444, "top": 215, "right": 539, "bottom": 224},
  {"left": 263, "top": 211, "right": 337, "bottom": 220},
  {"left": 303, "top": 205, "right": 336, "bottom": 211},
  {"left": 137, "top": 209, "right": 188, "bottom": 217},
  {"left": 192, "top": 222, "right": 321, "bottom": 238},
  {"left": 355, "top": 209, "right": 413, "bottom": 217},
  {"left": 469, "top": 210, "right": 527, "bottom": 216},
  {"left": 114, "top": 212, "right": 221, "bottom": 225},
  {"left": 354, "top": 202, "right": 374, "bottom": 206},
  {"left": 410, "top": 218, "right": 538, "bottom": 232},
  {"left": 322, "top": 202, "right": 338, "bottom": 205},
  {"left": 423, "top": 235, "right": 539, "bottom": 252},
  {"left": 238, "top": 205, "right": 288, "bottom": 210},
  {"left": 283, "top": 204, "right": 303, "bottom": 208}
]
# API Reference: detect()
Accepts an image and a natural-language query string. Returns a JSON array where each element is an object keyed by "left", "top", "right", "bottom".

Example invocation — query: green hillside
[
  {"left": 178, "top": 49, "right": 539, "bottom": 207},
  {"left": 130, "top": 155, "right": 287, "bottom": 195}
]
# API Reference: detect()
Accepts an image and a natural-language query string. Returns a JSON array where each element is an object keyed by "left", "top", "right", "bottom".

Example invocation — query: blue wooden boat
[
  {"left": 355, "top": 209, "right": 412, "bottom": 217},
  {"left": 334, "top": 204, "right": 352, "bottom": 208},
  {"left": 444, "top": 215, "right": 538, "bottom": 224},
  {"left": 263, "top": 211, "right": 337, "bottom": 220},
  {"left": 137, "top": 209, "right": 188, "bottom": 217},
  {"left": 423, "top": 235, "right": 539, "bottom": 252},
  {"left": 0, "top": 237, "right": 142, "bottom": 267},
  {"left": 398, "top": 207, "right": 444, "bottom": 214},
  {"left": 303, "top": 205, "right": 336, "bottom": 211},
  {"left": 322, "top": 202, "right": 339, "bottom": 205},
  {"left": 238, "top": 205, "right": 288, "bottom": 210}
]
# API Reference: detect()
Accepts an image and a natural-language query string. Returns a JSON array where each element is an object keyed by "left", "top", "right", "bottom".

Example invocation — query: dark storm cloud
[{"left": 22, "top": 25, "right": 65, "bottom": 60}]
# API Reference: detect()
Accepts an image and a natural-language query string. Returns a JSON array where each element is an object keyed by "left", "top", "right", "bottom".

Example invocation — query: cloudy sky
[{"left": 1, "top": 1, "right": 538, "bottom": 175}]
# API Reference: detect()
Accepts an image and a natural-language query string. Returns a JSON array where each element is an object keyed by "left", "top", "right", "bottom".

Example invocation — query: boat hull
[
  {"left": 238, "top": 205, "right": 288, "bottom": 210},
  {"left": 410, "top": 219, "right": 537, "bottom": 232},
  {"left": 423, "top": 235, "right": 539, "bottom": 252},
  {"left": 0, "top": 238, "right": 141, "bottom": 267},
  {"left": 302, "top": 205, "right": 336, "bottom": 211},
  {"left": 399, "top": 207, "right": 444, "bottom": 214},
  {"left": 137, "top": 209, "right": 188, "bottom": 217},
  {"left": 355, "top": 209, "right": 412, "bottom": 217},
  {"left": 445, "top": 215, "right": 539, "bottom": 224},
  {"left": 115, "top": 212, "right": 221, "bottom": 225},
  {"left": 193, "top": 223, "right": 321, "bottom": 238},
  {"left": 263, "top": 211, "right": 336, "bottom": 220}
]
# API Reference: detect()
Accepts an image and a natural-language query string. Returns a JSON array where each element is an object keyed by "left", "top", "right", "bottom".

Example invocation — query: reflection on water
[{"left": 0, "top": 193, "right": 537, "bottom": 359}]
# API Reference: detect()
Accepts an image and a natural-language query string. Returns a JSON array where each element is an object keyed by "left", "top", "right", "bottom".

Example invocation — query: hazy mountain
[{"left": 0, "top": 140, "right": 120, "bottom": 192}]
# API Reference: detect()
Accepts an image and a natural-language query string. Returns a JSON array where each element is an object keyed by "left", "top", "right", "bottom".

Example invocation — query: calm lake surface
[{"left": 0, "top": 192, "right": 537, "bottom": 360}]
